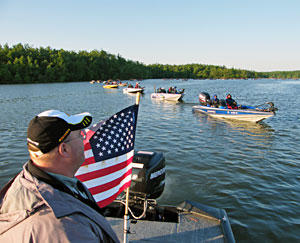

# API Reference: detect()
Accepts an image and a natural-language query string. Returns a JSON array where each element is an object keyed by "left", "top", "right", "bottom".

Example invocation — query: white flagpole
[{"left": 123, "top": 92, "right": 141, "bottom": 243}]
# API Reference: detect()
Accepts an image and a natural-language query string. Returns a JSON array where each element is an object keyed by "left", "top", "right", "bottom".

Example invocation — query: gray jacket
[{"left": 0, "top": 162, "right": 119, "bottom": 243}]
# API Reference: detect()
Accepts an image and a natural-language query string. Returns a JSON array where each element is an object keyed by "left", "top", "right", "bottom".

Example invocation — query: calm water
[{"left": 0, "top": 79, "right": 299, "bottom": 242}]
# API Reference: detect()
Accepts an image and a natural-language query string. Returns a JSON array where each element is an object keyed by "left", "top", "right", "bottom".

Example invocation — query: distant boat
[
  {"left": 151, "top": 87, "right": 185, "bottom": 101},
  {"left": 192, "top": 105, "right": 276, "bottom": 123},
  {"left": 103, "top": 84, "right": 119, "bottom": 89},
  {"left": 193, "top": 92, "right": 277, "bottom": 123},
  {"left": 123, "top": 87, "right": 144, "bottom": 94},
  {"left": 151, "top": 93, "right": 184, "bottom": 101}
]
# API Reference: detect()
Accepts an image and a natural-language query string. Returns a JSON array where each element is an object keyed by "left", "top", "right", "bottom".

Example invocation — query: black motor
[
  {"left": 130, "top": 151, "right": 165, "bottom": 199},
  {"left": 199, "top": 92, "right": 211, "bottom": 105}
]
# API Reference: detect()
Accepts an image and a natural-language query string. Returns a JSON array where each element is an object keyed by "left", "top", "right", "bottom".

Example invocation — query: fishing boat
[
  {"left": 151, "top": 87, "right": 185, "bottom": 101},
  {"left": 192, "top": 92, "right": 277, "bottom": 123},
  {"left": 151, "top": 93, "right": 184, "bottom": 101},
  {"left": 123, "top": 87, "right": 144, "bottom": 94},
  {"left": 104, "top": 151, "right": 235, "bottom": 242},
  {"left": 103, "top": 84, "right": 119, "bottom": 89}
]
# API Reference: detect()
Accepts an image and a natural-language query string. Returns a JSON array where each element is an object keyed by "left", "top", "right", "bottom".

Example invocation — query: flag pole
[{"left": 123, "top": 92, "right": 141, "bottom": 243}]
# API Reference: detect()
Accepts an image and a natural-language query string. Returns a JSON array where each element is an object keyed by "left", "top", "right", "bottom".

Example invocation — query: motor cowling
[
  {"left": 199, "top": 92, "right": 211, "bottom": 105},
  {"left": 130, "top": 151, "right": 165, "bottom": 199}
]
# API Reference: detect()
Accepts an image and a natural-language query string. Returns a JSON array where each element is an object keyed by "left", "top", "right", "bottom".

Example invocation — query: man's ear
[{"left": 58, "top": 143, "right": 71, "bottom": 158}]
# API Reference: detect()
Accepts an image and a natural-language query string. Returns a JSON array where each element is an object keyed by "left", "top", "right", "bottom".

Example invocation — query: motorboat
[
  {"left": 192, "top": 92, "right": 277, "bottom": 123},
  {"left": 103, "top": 84, "right": 119, "bottom": 89},
  {"left": 151, "top": 93, "right": 184, "bottom": 101},
  {"left": 103, "top": 151, "right": 235, "bottom": 242},
  {"left": 151, "top": 87, "right": 185, "bottom": 101},
  {"left": 123, "top": 87, "right": 144, "bottom": 94}
]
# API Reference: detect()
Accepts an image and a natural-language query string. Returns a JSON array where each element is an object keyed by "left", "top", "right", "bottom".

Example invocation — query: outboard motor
[
  {"left": 199, "top": 92, "right": 210, "bottom": 106},
  {"left": 130, "top": 151, "right": 165, "bottom": 200}
]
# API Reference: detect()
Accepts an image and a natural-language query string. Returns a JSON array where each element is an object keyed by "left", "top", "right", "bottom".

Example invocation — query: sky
[{"left": 1, "top": 0, "right": 300, "bottom": 72}]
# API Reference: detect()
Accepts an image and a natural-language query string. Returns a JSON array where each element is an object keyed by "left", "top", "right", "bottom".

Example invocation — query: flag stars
[{"left": 88, "top": 106, "right": 137, "bottom": 162}]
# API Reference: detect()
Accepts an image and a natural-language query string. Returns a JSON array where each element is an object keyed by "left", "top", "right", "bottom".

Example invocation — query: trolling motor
[{"left": 255, "top": 102, "right": 278, "bottom": 113}]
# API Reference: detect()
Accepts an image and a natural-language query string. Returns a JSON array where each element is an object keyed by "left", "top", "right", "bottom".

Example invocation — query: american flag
[{"left": 75, "top": 104, "right": 139, "bottom": 208}]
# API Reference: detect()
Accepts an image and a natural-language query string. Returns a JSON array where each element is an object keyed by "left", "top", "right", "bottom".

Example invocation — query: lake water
[{"left": 0, "top": 79, "right": 299, "bottom": 242}]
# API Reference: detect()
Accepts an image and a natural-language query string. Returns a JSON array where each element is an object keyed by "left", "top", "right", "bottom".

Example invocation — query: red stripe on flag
[
  {"left": 96, "top": 180, "right": 132, "bottom": 208},
  {"left": 82, "top": 156, "right": 96, "bottom": 166},
  {"left": 88, "top": 168, "right": 132, "bottom": 195},
  {"left": 84, "top": 141, "right": 92, "bottom": 151},
  {"left": 77, "top": 156, "right": 133, "bottom": 182}
]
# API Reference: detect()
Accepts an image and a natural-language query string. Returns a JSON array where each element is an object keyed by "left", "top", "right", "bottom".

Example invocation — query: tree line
[{"left": 0, "top": 43, "right": 299, "bottom": 84}]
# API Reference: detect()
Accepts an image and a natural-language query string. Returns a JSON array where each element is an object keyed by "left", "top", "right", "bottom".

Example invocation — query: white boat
[
  {"left": 123, "top": 87, "right": 144, "bottom": 93},
  {"left": 151, "top": 93, "right": 184, "bottom": 101}
]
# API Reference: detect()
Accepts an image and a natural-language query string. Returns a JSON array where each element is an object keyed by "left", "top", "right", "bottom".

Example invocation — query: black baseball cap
[{"left": 27, "top": 110, "right": 92, "bottom": 154}]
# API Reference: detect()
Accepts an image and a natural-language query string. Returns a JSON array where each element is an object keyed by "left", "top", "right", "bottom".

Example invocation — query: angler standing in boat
[{"left": 0, "top": 110, "right": 119, "bottom": 243}]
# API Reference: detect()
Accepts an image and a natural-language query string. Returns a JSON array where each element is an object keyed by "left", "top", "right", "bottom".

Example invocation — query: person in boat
[
  {"left": 157, "top": 87, "right": 166, "bottom": 93},
  {"left": 128, "top": 83, "right": 133, "bottom": 88},
  {"left": 168, "top": 86, "right": 175, "bottom": 94},
  {"left": 225, "top": 94, "right": 238, "bottom": 109},
  {"left": 0, "top": 110, "right": 119, "bottom": 243},
  {"left": 135, "top": 82, "right": 139, "bottom": 88},
  {"left": 211, "top": 94, "right": 220, "bottom": 107},
  {"left": 174, "top": 86, "right": 178, "bottom": 94}
]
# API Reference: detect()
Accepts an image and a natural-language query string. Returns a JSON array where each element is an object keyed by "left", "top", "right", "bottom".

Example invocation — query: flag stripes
[{"left": 75, "top": 104, "right": 138, "bottom": 208}]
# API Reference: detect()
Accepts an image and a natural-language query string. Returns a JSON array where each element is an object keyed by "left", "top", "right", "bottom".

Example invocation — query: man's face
[{"left": 65, "top": 130, "right": 85, "bottom": 171}]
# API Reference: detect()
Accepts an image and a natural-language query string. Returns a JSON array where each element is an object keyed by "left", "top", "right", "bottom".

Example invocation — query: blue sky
[{"left": 1, "top": 0, "right": 299, "bottom": 72}]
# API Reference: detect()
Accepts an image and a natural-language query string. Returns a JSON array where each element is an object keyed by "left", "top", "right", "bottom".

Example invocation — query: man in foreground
[{"left": 0, "top": 110, "right": 119, "bottom": 243}]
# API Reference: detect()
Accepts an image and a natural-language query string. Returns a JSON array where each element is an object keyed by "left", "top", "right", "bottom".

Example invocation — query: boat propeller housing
[{"left": 130, "top": 151, "right": 165, "bottom": 200}]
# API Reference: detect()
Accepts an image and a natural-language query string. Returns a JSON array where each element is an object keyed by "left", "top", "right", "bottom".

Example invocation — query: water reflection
[{"left": 221, "top": 119, "right": 274, "bottom": 135}]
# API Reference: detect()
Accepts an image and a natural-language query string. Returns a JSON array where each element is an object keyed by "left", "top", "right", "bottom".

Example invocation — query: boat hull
[
  {"left": 192, "top": 105, "right": 274, "bottom": 122},
  {"left": 151, "top": 93, "right": 184, "bottom": 101},
  {"left": 123, "top": 88, "right": 144, "bottom": 93},
  {"left": 103, "top": 84, "right": 118, "bottom": 89}
]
